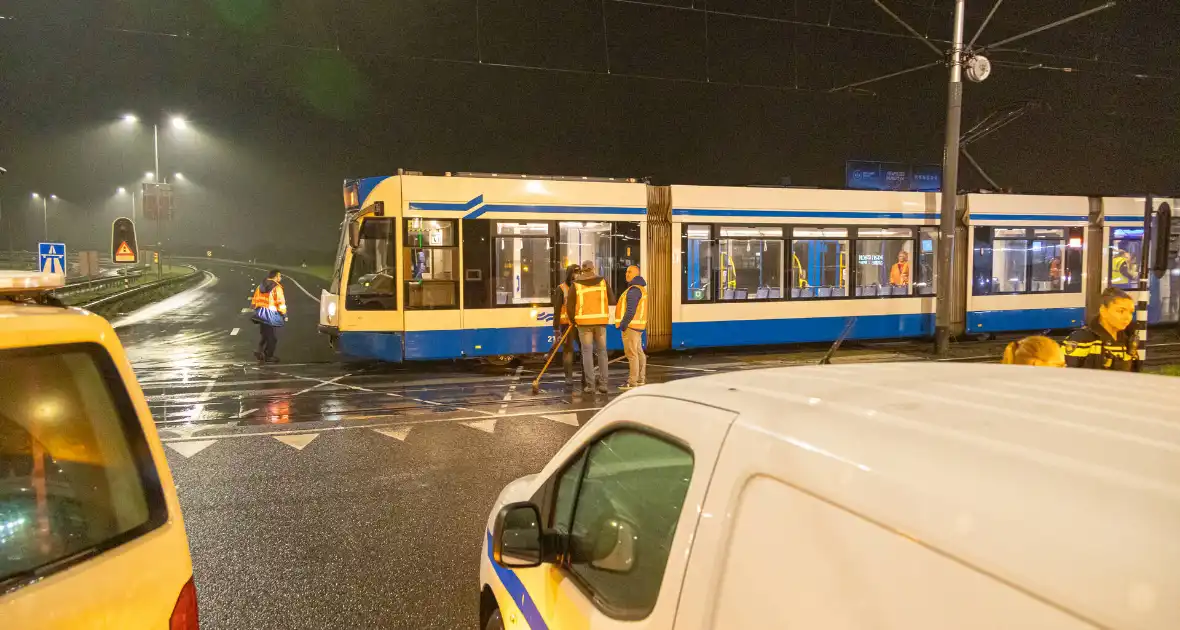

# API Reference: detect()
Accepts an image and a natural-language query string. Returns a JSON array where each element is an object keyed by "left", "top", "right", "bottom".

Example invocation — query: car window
[
  {"left": 551, "top": 449, "right": 587, "bottom": 535},
  {"left": 0, "top": 344, "right": 167, "bottom": 592},
  {"left": 564, "top": 429, "right": 694, "bottom": 619}
]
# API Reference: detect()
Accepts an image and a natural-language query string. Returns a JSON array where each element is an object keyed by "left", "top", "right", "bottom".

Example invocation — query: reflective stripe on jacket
[
  {"left": 614, "top": 285, "right": 648, "bottom": 330},
  {"left": 1063, "top": 318, "right": 1138, "bottom": 371},
  {"left": 252, "top": 282, "right": 287, "bottom": 315},
  {"left": 573, "top": 279, "right": 609, "bottom": 326}
]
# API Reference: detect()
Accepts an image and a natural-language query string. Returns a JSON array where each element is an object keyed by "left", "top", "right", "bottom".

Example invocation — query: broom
[{"left": 531, "top": 325, "right": 573, "bottom": 394}]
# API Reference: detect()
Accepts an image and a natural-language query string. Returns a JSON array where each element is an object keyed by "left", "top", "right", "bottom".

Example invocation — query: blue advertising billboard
[{"left": 846, "top": 161, "right": 940, "bottom": 192}]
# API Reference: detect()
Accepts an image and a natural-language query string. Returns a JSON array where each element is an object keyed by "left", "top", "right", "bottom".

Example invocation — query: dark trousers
[
  {"left": 258, "top": 323, "right": 278, "bottom": 359},
  {"left": 558, "top": 324, "right": 582, "bottom": 384}
]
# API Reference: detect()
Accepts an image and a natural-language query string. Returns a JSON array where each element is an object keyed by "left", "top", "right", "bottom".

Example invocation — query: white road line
[
  {"left": 257, "top": 368, "right": 497, "bottom": 417},
  {"left": 647, "top": 363, "right": 718, "bottom": 373},
  {"left": 498, "top": 366, "right": 524, "bottom": 415},
  {"left": 230, "top": 327, "right": 240, "bottom": 336},
  {"left": 160, "top": 406, "right": 604, "bottom": 442},
  {"left": 292, "top": 374, "right": 349, "bottom": 397},
  {"left": 239, "top": 408, "right": 259, "bottom": 418}
]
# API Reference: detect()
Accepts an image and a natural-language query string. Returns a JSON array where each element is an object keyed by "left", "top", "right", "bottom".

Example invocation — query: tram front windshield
[{"left": 346, "top": 217, "right": 397, "bottom": 310}]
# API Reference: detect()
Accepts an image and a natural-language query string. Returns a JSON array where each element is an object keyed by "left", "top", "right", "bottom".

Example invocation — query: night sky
[{"left": 0, "top": 1, "right": 1176, "bottom": 257}]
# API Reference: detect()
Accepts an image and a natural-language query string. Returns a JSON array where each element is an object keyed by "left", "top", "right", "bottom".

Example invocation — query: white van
[{"left": 478, "top": 363, "right": 1180, "bottom": 630}]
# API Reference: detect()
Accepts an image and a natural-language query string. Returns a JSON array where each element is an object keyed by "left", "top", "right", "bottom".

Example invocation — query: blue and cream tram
[{"left": 319, "top": 171, "right": 1176, "bottom": 361}]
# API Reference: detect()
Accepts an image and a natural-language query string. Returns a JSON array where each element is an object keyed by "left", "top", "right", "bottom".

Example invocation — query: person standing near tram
[{"left": 1064, "top": 287, "right": 1140, "bottom": 371}]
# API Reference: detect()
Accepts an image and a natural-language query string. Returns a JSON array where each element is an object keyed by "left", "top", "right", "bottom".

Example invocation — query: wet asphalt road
[{"left": 118, "top": 260, "right": 803, "bottom": 629}]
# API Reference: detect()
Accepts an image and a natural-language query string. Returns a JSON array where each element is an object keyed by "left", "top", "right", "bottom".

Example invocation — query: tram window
[
  {"left": 495, "top": 222, "right": 552, "bottom": 306},
  {"left": 1109, "top": 228, "right": 1143, "bottom": 289},
  {"left": 346, "top": 217, "right": 397, "bottom": 311},
  {"left": 855, "top": 228, "right": 914, "bottom": 297},
  {"left": 1029, "top": 237, "right": 1065, "bottom": 293},
  {"left": 917, "top": 227, "right": 937, "bottom": 295},
  {"left": 790, "top": 228, "right": 848, "bottom": 298},
  {"left": 683, "top": 224, "right": 716, "bottom": 302},
  {"left": 974, "top": 226, "right": 1080, "bottom": 295},
  {"left": 559, "top": 222, "right": 612, "bottom": 272},
  {"left": 610, "top": 221, "right": 642, "bottom": 301},
  {"left": 404, "top": 218, "right": 458, "bottom": 310},
  {"left": 718, "top": 226, "right": 783, "bottom": 300},
  {"left": 463, "top": 219, "right": 493, "bottom": 309}
]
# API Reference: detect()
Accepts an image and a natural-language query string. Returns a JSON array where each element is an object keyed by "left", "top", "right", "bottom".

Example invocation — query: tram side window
[
  {"left": 791, "top": 228, "right": 849, "bottom": 298},
  {"left": 855, "top": 227, "right": 914, "bottom": 297},
  {"left": 1109, "top": 228, "right": 1143, "bottom": 289},
  {"left": 917, "top": 227, "right": 937, "bottom": 295},
  {"left": 683, "top": 224, "right": 716, "bottom": 302},
  {"left": 346, "top": 217, "right": 397, "bottom": 311},
  {"left": 404, "top": 218, "right": 458, "bottom": 310},
  {"left": 973, "top": 227, "right": 1080, "bottom": 295},
  {"left": 718, "top": 226, "right": 784, "bottom": 300},
  {"left": 495, "top": 222, "right": 552, "bottom": 306},
  {"left": 611, "top": 221, "right": 641, "bottom": 301},
  {"left": 463, "top": 220, "right": 493, "bottom": 309}
]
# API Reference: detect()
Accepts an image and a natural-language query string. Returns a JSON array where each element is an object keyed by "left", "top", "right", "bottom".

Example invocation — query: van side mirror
[
  {"left": 348, "top": 220, "right": 361, "bottom": 249},
  {"left": 588, "top": 518, "right": 638, "bottom": 574},
  {"left": 492, "top": 502, "right": 546, "bottom": 569}
]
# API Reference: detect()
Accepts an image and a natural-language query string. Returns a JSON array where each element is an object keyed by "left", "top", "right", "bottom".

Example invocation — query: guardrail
[
  {"left": 52, "top": 271, "right": 149, "bottom": 301},
  {"left": 80, "top": 265, "right": 201, "bottom": 310}
]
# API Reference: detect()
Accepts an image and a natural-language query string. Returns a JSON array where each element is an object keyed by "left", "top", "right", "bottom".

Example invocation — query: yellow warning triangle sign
[{"left": 115, "top": 241, "right": 135, "bottom": 262}]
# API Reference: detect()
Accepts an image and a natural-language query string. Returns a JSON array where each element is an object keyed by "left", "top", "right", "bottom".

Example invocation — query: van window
[
  {"left": 564, "top": 430, "right": 693, "bottom": 619},
  {"left": 0, "top": 344, "right": 167, "bottom": 592}
]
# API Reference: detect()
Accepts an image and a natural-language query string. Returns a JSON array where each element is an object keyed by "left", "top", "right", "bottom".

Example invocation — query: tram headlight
[{"left": 327, "top": 300, "right": 337, "bottom": 322}]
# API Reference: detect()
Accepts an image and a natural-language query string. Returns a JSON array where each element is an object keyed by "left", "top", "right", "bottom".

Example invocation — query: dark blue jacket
[{"left": 618, "top": 275, "right": 646, "bottom": 331}]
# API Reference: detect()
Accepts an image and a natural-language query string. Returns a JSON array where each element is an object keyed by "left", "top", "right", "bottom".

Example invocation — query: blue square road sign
[{"left": 39, "top": 242, "right": 67, "bottom": 274}]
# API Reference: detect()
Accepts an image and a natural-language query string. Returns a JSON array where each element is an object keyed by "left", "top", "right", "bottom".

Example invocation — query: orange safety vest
[
  {"left": 558, "top": 283, "right": 571, "bottom": 325},
  {"left": 573, "top": 279, "right": 609, "bottom": 326},
  {"left": 614, "top": 285, "right": 648, "bottom": 331},
  {"left": 252, "top": 282, "right": 287, "bottom": 315}
]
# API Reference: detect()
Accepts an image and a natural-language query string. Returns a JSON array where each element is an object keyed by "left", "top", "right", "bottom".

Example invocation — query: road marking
[
  {"left": 258, "top": 368, "right": 496, "bottom": 417},
  {"left": 230, "top": 327, "right": 240, "bottom": 336},
  {"left": 292, "top": 374, "right": 350, "bottom": 397},
  {"left": 498, "top": 366, "right": 524, "bottom": 415},
  {"left": 239, "top": 408, "right": 259, "bottom": 418},
  {"left": 166, "top": 440, "right": 218, "bottom": 458},
  {"left": 374, "top": 427, "right": 412, "bottom": 441},
  {"left": 159, "top": 407, "right": 604, "bottom": 442},
  {"left": 542, "top": 413, "right": 580, "bottom": 427},
  {"left": 240, "top": 307, "right": 251, "bottom": 313},
  {"left": 274, "top": 433, "right": 319, "bottom": 450},
  {"left": 647, "top": 363, "right": 718, "bottom": 373},
  {"left": 461, "top": 419, "right": 497, "bottom": 434}
]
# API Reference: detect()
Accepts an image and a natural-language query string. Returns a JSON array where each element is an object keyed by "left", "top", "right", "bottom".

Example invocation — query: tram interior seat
[
  {"left": 756, "top": 288, "right": 769, "bottom": 299},
  {"left": 817, "top": 287, "right": 832, "bottom": 298},
  {"left": 723, "top": 288, "right": 735, "bottom": 301},
  {"left": 858, "top": 285, "right": 878, "bottom": 297},
  {"left": 832, "top": 287, "right": 846, "bottom": 297},
  {"left": 892, "top": 285, "right": 908, "bottom": 296},
  {"left": 735, "top": 289, "right": 749, "bottom": 300},
  {"left": 768, "top": 288, "right": 781, "bottom": 299}
]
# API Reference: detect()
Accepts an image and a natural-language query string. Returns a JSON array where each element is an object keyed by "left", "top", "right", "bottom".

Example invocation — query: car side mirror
[
  {"left": 348, "top": 220, "right": 361, "bottom": 250},
  {"left": 492, "top": 502, "right": 545, "bottom": 569},
  {"left": 588, "top": 518, "right": 638, "bottom": 574}
]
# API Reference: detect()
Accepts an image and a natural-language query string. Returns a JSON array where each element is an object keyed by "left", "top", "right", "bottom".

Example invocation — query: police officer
[
  {"left": 552, "top": 264, "right": 582, "bottom": 387},
  {"left": 1064, "top": 287, "right": 1139, "bottom": 371}
]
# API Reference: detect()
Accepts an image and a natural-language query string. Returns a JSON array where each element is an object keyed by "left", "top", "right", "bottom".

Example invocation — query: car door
[{"left": 537, "top": 395, "right": 736, "bottom": 630}]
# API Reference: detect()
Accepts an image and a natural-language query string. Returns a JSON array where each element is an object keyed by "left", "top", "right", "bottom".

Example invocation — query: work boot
[
  {"left": 582, "top": 386, "right": 595, "bottom": 395},
  {"left": 596, "top": 383, "right": 608, "bottom": 394},
  {"left": 266, "top": 357, "right": 280, "bottom": 363},
  {"left": 254, "top": 351, "right": 265, "bottom": 363},
  {"left": 618, "top": 383, "right": 635, "bottom": 391}
]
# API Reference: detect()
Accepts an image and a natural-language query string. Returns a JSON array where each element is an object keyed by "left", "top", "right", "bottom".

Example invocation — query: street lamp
[
  {"left": 145, "top": 171, "right": 155, "bottom": 181},
  {"left": 171, "top": 116, "right": 188, "bottom": 130},
  {"left": 173, "top": 172, "right": 185, "bottom": 181},
  {"left": 120, "top": 113, "right": 189, "bottom": 184},
  {"left": 32, "top": 192, "right": 54, "bottom": 241},
  {"left": 117, "top": 186, "right": 126, "bottom": 195},
  {"left": 122, "top": 113, "right": 138, "bottom": 124}
]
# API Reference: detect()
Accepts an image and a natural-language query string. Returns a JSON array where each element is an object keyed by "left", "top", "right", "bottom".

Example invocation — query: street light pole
[
  {"left": 42, "top": 196, "right": 48, "bottom": 242},
  {"left": 154, "top": 124, "right": 161, "bottom": 182},
  {"left": 935, "top": 0, "right": 967, "bottom": 356}
]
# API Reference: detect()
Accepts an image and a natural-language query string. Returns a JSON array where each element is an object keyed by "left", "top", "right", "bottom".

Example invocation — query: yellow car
[{"left": 0, "top": 271, "right": 197, "bottom": 628}]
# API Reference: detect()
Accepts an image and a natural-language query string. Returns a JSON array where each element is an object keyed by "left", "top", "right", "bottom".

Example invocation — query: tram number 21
[{"left": 546, "top": 335, "right": 556, "bottom": 344}]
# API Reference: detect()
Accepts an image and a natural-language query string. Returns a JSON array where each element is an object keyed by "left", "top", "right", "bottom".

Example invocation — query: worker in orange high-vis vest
[
  {"left": 551, "top": 264, "right": 583, "bottom": 387},
  {"left": 615, "top": 265, "right": 648, "bottom": 390},
  {"left": 250, "top": 269, "right": 288, "bottom": 363},
  {"left": 566, "top": 260, "right": 611, "bottom": 394}
]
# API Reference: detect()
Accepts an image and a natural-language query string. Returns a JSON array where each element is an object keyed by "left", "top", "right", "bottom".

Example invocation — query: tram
[{"left": 317, "top": 171, "right": 1177, "bottom": 362}]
